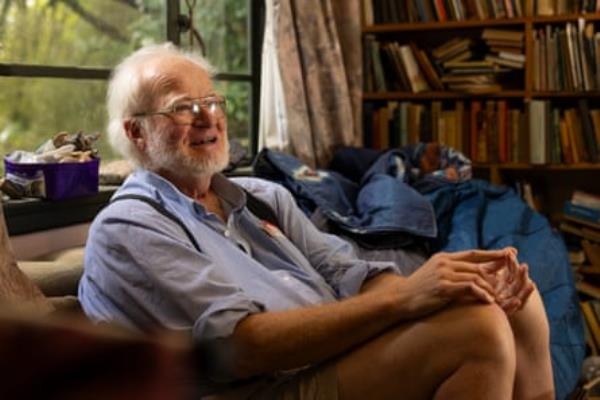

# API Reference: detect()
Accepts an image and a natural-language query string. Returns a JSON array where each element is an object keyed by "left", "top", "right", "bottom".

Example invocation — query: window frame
[
  {"left": 0, "top": 0, "right": 264, "bottom": 160},
  {"left": 1, "top": 0, "right": 264, "bottom": 236}
]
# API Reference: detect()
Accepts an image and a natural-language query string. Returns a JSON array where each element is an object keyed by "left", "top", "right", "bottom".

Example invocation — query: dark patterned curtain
[{"left": 259, "top": 0, "right": 362, "bottom": 168}]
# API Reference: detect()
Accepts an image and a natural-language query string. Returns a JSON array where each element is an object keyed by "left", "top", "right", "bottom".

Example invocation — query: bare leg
[
  {"left": 509, "top": 287, "right": 554, "bottom": 400},
  {"left": 336, "top": 303, "right": 516, "bottom": 400}
]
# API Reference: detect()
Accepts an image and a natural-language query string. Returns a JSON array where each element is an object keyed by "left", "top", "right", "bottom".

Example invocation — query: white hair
[{"left": 106, "top": 42, "right": 216, "bottom": 165}]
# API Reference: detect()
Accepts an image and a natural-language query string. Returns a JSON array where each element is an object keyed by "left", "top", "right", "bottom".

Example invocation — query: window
[{"left": 0, "top": 0, "right": 263, "bottom": 173}]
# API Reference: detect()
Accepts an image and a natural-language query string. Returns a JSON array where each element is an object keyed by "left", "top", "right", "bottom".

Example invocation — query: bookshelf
[{"left": 361, "top": 0, "right": 600, "bottom": 220}]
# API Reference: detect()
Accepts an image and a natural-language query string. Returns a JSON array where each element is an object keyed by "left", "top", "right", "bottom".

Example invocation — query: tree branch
[
  {"left": 111, "top": 0, "right": 139, "bottom": 11},
  {"left": 56, "top": 0, "right": 128, "bottom": 43}
]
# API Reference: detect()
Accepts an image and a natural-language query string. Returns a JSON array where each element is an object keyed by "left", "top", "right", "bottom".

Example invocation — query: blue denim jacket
[{"left": 254, "top": 148, "right": 438, "bottom": 239}]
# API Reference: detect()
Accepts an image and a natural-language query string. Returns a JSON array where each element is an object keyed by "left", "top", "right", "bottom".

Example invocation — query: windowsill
[
  {"left": 2, "top": 164, "right": 256, "bottom": 236},
  {"left": 3, "top": 186, "right": 117, "bottom": 236}
]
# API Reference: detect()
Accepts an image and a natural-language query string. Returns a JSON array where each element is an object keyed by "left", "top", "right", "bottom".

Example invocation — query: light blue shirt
[{"left": 79, "top": 170, "right": 396, "bottom": 341}]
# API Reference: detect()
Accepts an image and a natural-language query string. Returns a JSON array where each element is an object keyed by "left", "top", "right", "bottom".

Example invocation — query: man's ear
[{"left": 124, "top": 119, "right": 146, "bottom": 150}]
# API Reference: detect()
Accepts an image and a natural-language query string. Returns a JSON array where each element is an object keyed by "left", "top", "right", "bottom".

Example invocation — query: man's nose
[{"left": 191, "top": 106, "right": 217, "bottom": 127}]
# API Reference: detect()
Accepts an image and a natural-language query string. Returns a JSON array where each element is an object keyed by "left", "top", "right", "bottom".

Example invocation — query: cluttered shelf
[
  {"left": 365, "top": 91, "right": 600, "bottom": 100},
  {"left": 473, "top": 163, "right": 600, "bottom": 170},
  {"left": 363, "top": 17, "right": 527, "bottom": 33},
  {"left": 363, "top": 14, "right": 600, "bottom": 34},
  {"left": 361, "top": 0, "right": 600, "bottom": 223},
  {"left": 363, "top": 90, "right": 525, "bottom": 99}
]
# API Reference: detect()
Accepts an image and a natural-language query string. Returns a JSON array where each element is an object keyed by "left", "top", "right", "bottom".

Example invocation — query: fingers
[
  {"left": 444, "top": 247, "right": 516, "bottom": 263},
  {"left": 514, "top": 264, "right": 535, "bottom": 306},
  {"left": 497, "top": 263, "right": 534, "bottom": 314},
  {"left": 450, "top": 272, "right": 497, "bottom": 299},
  {"left": 440, "top": 281, "right": 495, "bottom": 303}
]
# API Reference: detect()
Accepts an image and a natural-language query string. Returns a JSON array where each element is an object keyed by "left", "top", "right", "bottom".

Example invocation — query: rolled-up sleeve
[{"left": 81, "top": 202, "right": 265, "bottom": 341}]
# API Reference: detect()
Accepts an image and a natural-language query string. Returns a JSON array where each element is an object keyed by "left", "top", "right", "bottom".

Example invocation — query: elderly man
[{"left": 79, "top": 43, "right": 553, "bottom": 399}]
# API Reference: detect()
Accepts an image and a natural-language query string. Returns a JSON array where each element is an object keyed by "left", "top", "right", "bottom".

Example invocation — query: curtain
[{"left": 258, "top": 0, "right": 362, "bottom": 168}]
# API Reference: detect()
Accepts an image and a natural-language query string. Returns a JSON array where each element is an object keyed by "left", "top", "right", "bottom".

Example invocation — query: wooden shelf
[
  {"left": 364, "top": 91, "right": 600, "bottom": 100},
  {"left": 363, "top": 90, "right": 525, "bottom": 100},
  {"left": 577, "top": 281, "right": 600, "bottom": 300},
  {"left": 363, "top": 18, "right": 527, "bottom": 33},
  {"left": 473, "top": 163, "right": 600, "bottom": 170},
  {"left": 530, "top": 13, "right": 600, "bottom": 24},
  {"left": 361, "top": 2, "right": 600, "bottom": 220},
  {"left": 532, "top": 91, "right": 600, "bottom": 98},
  {"left": 363, "top": 13, "right": 600, "bottom": 34}
]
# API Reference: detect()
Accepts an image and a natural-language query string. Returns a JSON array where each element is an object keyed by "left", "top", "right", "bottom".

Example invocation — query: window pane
[
  {"left": 183, "top": 0, "right": 249, "bottom": 74},
  {"left": 0, "top": 77, "right": 117, "bottom": 174},
  {"left": 0, "top": 0, "right": 165, "bottom": 67},
  {"left": 215, "top": 80, "right": 251, "bottom": 152}
]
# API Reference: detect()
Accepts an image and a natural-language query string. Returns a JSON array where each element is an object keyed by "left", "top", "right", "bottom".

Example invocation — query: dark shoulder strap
[
  {"left": 111, "top": 190, "right": 280, "bottom": 251},
  {"left": 111, "top": 194, "right": 202, "bottom": 252},
  {"left": 243, "top": 189, "right": 280, "bottom": 228}
]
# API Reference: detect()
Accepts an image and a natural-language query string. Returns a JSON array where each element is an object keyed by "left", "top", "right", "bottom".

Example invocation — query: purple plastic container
[{"left": 4, "top": 157, "right": 100, "bottom": 200}]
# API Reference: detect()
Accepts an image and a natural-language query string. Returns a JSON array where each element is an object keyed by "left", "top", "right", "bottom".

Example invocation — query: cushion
[
  {"left": 0, "top": 199, "right": 53, "bottom": 314},
  {"left": 18, "top": 247, "right": 84, "bottom": 297}
]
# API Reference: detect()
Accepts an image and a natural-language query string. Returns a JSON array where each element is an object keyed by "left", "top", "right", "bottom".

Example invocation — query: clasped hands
[{"left": 405, "top": 247, "right": 535, "bottom": 317}]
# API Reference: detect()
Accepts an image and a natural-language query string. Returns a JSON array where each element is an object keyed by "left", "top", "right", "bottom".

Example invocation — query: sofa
[{"left": 0, "top": 199, "right": 196, "bottom": 399}]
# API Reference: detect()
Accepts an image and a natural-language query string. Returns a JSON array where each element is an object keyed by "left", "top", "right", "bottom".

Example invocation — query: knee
[{"left": 454, "top": 304, "right": 516, "bottom": 365}]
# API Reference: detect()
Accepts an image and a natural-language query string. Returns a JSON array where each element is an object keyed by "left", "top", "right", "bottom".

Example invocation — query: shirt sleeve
[
  {"left": 242, "top": 179, "right": 398, "bottom": 298},
  {"left": 80, "top": 201, "right": 266, "bottom": 342}
]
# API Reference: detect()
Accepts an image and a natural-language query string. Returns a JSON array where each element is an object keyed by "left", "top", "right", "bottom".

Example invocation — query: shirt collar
[{"left": 126, "top": 169, "right": 247, "bottom": 215}]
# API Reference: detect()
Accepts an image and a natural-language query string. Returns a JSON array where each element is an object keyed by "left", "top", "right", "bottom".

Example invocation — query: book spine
[{"left": 565, "top": 201, "right": 600, "bottom": 224}]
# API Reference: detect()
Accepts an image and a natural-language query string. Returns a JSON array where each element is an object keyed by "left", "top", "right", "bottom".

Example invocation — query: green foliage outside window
[{"left": 0, "top": 0, "right": 252, "bottom": 174}]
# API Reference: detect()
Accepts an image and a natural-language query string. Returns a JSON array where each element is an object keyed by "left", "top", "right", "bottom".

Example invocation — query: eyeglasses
[{"left": 133, "top": 95, "right": 227, "bottom": 125}]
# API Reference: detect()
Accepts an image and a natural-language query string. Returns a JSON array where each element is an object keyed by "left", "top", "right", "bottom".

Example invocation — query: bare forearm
[{"left": 230, "top": 283, "right": 403, "bottom": 378}]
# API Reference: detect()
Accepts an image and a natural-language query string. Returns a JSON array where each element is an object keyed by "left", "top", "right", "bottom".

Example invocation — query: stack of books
[
  {"left": 562, "top": 191, "right": 600, "bottom": 356},
  {"left": 561, "top": 191, "right": 600, "bottom": 283},
  {"left": 442, "top": 60, "right": 505, "bottom": 93},
  {"left": 363, "top": 35, "right": 435, "bottom": 93},
  {"left": 432, "top": 32, "right": 525, "bottom": 94},
  {"left": 363, "top": 31, "right": 527, "bottom": 95},
  {"left": 482, "top": 29, "right": 525, "bottom": 69},
  {"left": 432, "top": 37, "right": 506, "bottom": 94},
  {"left": 532, "top": 20, "right": 600, "bottom": 92},
  {"left": 432, "top": 37, "right": 474, "bottom": 65},
  {"left": 580, "top": 298, "right": 600, "bottom": 356}
]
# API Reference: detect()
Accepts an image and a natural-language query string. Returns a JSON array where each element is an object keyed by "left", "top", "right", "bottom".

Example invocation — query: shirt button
[{"left": 224, "top": 230, "right": 230, "bottom": 237}]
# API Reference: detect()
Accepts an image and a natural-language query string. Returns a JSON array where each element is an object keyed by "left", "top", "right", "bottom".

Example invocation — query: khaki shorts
[{"left": 204, "top": 363, "right": 338, "bottom": 400}]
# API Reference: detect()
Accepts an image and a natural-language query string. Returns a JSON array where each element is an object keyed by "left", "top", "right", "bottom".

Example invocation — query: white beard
[{"left": 144, "top": 126, "right": 230, "bottom": 177}]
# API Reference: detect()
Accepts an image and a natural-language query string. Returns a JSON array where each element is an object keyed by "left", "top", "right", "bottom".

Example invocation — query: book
[
  {"left": 573, "top": 191, "right": 600, "bottom": 211},
  {"left": 529, "top": 100, "right": 547, "bottom": 164},
  {"left": 536, "top": 0, "right": 555, "bottom": 16},
  {"left": 409, "top": 42, "right": 444, "bottom": 90},
  {"left": 570, "top": 248, "right": 587, "bottom": 265},
  {"left": 589, "top": 110, "right": 600, "bottom": 156},
  {"left": 432, "top": 37, "right": 473, "bottom": 60},
  {"left": 560, "top": 220, "right": 600, "bottom": 243},
  {"left": 482, "top": 28, "right": 524, "bottom": 43},
  {"left": 399, "top": 45, "right": 430, "bottom": 93},
  {"left": 497, "top": 100, "right": 508, "bottom": 163},
  {"left": 578, "top": 281, "right": 600, "bottom": 300},
  {"left": 583, "top": 240, "right": 600, "bottom": 268},
  {"left": 564, "top": 201, "right": 600, "bottom": 225},
  {"left": 498, "top": 51, "right": 526, "bottom": 62},
  {"left": 581, "top": 301, "right": 600, "bottom": 351},
  {"left": 484, "top": 54, "right": 524, "bottom": 69},
  {"left": 564, "top": 108, "right": 584, "bottom": 163},
  {"left": 579, "top": 99, "right": 599, "bottom": 162},
  {"left": 485, "top": 39, "right": 525, "bottom": 48}
]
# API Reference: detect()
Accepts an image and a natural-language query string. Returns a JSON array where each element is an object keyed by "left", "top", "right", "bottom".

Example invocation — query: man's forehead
[{"left": 139, "top": 58, "right": 213, "bottom": 102}]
